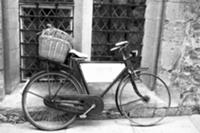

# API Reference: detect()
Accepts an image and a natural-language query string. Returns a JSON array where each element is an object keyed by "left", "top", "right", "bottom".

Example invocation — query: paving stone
[
  {"left": 1, "top": 116, "right": 200, "bottom": 133},
  {"left": 189, "top": 115, "right": 200, "bottom": 132}
]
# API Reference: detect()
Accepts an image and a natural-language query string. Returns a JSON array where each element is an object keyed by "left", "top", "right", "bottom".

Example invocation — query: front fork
[
  {"left": 128, "top": 70, "right": 150, "bottom": 103},
  {"left": 121, "top": 48, "right": 149, "bottom": 103}
]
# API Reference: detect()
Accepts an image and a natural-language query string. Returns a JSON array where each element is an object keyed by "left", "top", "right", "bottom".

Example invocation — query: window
[
  {"left": 92, "top": 0, "right": 146, "bottom": 64},
  {"left": 19, "top": 0, "right": 74, "bottom": 80}
]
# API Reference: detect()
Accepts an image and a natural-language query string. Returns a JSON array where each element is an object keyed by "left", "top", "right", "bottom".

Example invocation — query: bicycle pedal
[
  {"left": 79, "top": 104, "right": 96, "bottom": 119},
  {"left": 79, "top": 114, "right": 87, "bottom": 119}
]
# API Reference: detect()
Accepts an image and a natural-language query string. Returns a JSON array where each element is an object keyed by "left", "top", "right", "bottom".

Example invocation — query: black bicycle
[{"left": 22, "top": 41, "right": 171, "bottom": 131}]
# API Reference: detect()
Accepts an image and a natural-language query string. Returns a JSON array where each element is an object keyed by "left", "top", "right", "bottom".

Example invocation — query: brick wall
[{"left": 158, "top": 0, "right": 200, "bottom": 108}]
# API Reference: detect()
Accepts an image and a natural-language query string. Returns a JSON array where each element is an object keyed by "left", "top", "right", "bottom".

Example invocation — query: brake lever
[{"left": 130, "top": 50, "right": 138, "bottom": 57}]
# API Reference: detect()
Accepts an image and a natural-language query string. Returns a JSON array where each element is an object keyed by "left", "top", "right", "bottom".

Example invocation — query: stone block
[
  {"left": 0, "top": 71, "right": 4, "bottom": 101},
  {"left": 0, "top": 32, "right": 3, "bottom": 49},
  {"left": 0, "top": 51, "right": 3, "bottom": 69},
  {"left": 145, "top": 1, "right": 163, "bottom": 20},
  {"left": 3, "top": 8, "right": 19, "bottom": 29},
  {"left": 165, "top": 1, "right": 185, "bottom": 21},
  {"left": 144, "top": 19, "right": 160, "bottom": 38},
  {"left": 3, "top": 0, "right": 18, "bottom": 9},
  {"left": 0, "top": 11, "right": 2, "bottom": 22},
  {"left": 0, "top": 19, "right": 2, "bottom": 28},
  {"left": 141, "top": 35, "right": 158, "bottom": 74},
  {"left": 4, "top": 49, "right": 20, "bottom": 94},
  {"left": 162, "top": 22, "right": 185, "bottom": 45},
  {"left": 0, "top": 72, "right": 3, "bottom": 82},
  {"left": 160, "top": 42, "right": 182, "bottom": 71},
  {"left": 3, "top": 28, "right": 19, "bottom": 50},
  {"left": 168, "top": 0, "right": 196, "bottom": 3},
  {"left": 0, "top": 88, "right": 5, "bottom": 101},
  {"left": 146, "top": 0, "right": 163, "bottom": 4}
]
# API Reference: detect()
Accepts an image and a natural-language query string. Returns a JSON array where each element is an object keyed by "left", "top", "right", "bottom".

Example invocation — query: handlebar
[{"left": 110, "top": 41, "right": 139, "bottom": 60}]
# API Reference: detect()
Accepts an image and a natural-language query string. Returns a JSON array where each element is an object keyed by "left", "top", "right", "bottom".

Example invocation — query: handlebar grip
[
  {"left": 110, "top": 41, "right": 129, "bottom": 52},
  {"left": 110, "top": 46, "right": 120, "bottom": 52},
  {"left": 115, "top": 41, "right": 128, "bottom": 46}
]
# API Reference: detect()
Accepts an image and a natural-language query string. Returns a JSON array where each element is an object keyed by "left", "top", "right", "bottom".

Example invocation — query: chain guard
[{"left": 44, "top": 95, "right": 104, "bottom": 116}]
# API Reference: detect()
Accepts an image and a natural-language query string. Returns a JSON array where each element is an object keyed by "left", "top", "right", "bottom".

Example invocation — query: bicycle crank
[{"left": 44, "top": 95, "right": 104, "bottom": 117}]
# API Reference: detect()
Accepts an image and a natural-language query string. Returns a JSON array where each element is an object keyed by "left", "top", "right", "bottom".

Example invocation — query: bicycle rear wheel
[
  {"left": 22, "top": 71, "right": 84, "bottom": 131},
  {"left": 116, "top": 73, "right": 171, "bottom": 126}
]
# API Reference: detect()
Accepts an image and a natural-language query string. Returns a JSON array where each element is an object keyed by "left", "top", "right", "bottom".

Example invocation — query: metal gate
[
  {"left": 92, "top": 0, "right": 146, "bottom": 67},
  {"left": 19, "top": 0, "right": 74, "bottom": 80}
]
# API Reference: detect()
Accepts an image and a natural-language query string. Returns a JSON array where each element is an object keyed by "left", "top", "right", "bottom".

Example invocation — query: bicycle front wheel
[
  {"left": 22, "top": 71, "right": 84, "bottom": 131},
  {"left": 116, "top": 73, "right": 171, "bottom": 126}
]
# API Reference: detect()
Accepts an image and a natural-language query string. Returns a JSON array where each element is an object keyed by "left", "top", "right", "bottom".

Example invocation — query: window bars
[
  {"left": 92, "top": 0, "right": 146, "bottom": 61},
  {"left": 19, "top": 0, "right": 74, "bottom": 80}
]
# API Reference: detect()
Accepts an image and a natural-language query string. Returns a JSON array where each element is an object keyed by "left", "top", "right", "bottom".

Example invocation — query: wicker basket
[{"left": 38, "top": 27, "right": 73, "bottom": 63}]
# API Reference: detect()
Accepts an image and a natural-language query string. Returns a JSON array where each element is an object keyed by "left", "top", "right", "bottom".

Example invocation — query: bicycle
[{"left": 22, "top": 41, "right": 171, "bottom": 131}]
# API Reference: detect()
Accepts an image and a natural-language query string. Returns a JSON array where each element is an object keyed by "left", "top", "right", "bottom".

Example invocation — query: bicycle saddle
[{"left": 69, "top": 49, "right": 88, "bottom": 59}]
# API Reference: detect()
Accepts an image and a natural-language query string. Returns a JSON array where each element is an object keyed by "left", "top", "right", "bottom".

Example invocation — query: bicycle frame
[
  {"left": 69, "top": 58, "right": 128, "bottom": 97},
  {"left": 68, "top": 57, "right": 144, "bottom": 99},
  {"left": 40, "top": 49, "right": 146, "bottom": 101}
]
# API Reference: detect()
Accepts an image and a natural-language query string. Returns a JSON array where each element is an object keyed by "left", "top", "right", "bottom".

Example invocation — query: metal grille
[
  {"left": 19, "top": 1, "right": 74, "bottom": 80},
  {"left": 92, "top": 0, "right": 146, "bottom": 63},
  {"left": 19, "top": 0, "right": 73, "bottom": 3}
]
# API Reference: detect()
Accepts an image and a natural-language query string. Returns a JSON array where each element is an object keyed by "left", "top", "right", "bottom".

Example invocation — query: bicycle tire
[
  {"left": 22, "top": 71, "right": 84, "bottom": 131},
  {"left": 115, "top": 73, "right": 171, "bottom": 126}
]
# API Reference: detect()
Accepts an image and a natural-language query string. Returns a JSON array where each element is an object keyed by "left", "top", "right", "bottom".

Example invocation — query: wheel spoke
[
  {"left": 26, "top": 90, "right": 47, "bottom": 100},
  {"left": 53, "top": 82, "right": 65, "bottom": 98},
  {"left": 48, "top": 74, "right": 52, "bottom": 97}
]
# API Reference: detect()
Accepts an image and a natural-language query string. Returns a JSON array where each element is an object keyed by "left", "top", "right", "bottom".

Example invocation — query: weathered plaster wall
[{"left": 158, "top": 0, "right": 200, "bottom": 108}]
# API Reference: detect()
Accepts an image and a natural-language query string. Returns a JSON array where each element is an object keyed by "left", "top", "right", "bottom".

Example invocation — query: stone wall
[
  {"left": 158, "top": 0, "right": 200, "bottom": 108},
  {"left": 2, "top": 0, "right": 20, "bottom": 94},
  {"left": 0, "top": 0, "right": 4, "bottom": 100},
  {"left": 142, "top": 0, "right": 164, "bottom": 77}
]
